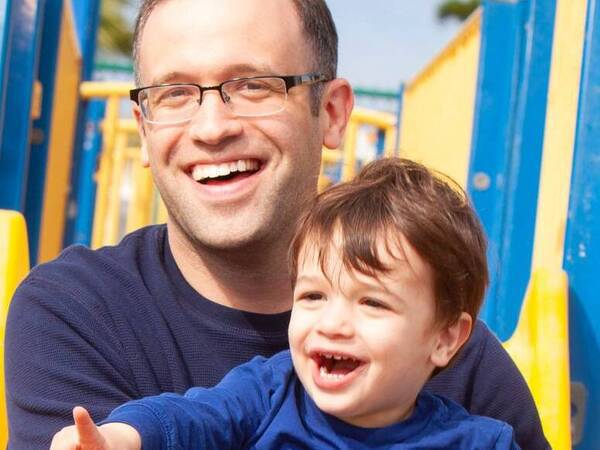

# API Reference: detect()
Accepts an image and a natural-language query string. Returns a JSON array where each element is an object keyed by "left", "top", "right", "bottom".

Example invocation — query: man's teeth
[
  {"left": 320, "top": 366, "right": 344, "bottom": 380},
  {"left": 192, "top": 159, "right": 259, "bottom": 181}
]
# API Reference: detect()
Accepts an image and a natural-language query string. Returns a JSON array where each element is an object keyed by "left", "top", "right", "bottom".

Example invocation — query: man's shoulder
[
  {"left": 30, "top": 225, "right": 166, "bottom": 280},
  {"left": 13, "top": 225, "right": 169, "bottom": 314}
]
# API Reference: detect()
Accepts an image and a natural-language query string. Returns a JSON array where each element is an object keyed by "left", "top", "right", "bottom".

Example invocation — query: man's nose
[
  {"left": 187, "top": 90, "right": 242, "bottom": 147},
  {"left": 316, "top": 300, "right": 354, "bottom": 338}
]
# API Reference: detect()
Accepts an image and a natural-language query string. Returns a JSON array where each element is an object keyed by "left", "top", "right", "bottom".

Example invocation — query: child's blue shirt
[{"left": 108, "top": 350, "right": 519, "bottom": 449}]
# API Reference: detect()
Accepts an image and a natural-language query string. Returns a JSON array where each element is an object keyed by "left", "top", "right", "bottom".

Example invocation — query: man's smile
[{"left": 191, "top": 158, "right": 262, "bottom": 184}]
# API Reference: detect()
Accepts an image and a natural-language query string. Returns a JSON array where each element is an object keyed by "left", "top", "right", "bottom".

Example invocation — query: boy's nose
[{"left": 316, "top": 301, "right": 354, "bottom": 338}]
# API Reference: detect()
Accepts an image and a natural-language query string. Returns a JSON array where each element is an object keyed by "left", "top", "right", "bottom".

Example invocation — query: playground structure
[{"left": 0, "top": 0, "right": 598, "bottom": 448}]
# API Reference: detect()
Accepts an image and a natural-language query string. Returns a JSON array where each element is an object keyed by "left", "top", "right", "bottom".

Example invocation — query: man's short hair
[
  {"left": 289, "top": 157, "right": 489, "bottom": 328},
  {"left": 132, "top": 0, "right": 338, "bottom": 113}
]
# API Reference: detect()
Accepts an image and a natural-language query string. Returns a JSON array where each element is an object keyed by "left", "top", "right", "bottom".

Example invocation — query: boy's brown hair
[{"left": 289, "top": 157, "right": 488, "bottom": 328}]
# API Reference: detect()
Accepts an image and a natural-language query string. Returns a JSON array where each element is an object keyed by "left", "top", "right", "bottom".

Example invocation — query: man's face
[
  {"left": 288, "top": 235, "right": 447, "bottom": 428},
  {"left": 135, "top": 0, "right": 326, "bottom": 251}
]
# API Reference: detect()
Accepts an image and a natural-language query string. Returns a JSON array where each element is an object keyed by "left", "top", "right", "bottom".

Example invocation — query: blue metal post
[
  {"left": 394, "top": 83, "right": 404, "bottom": 154},
  {"left": 564, "top": 0, "right": 600, "bottom": 447},
  {"left": 0, "top": 0, "right": 12, "bottom": 163},
  {"left": 468, "top": 0, "right": 556, "bottom": 339},
  {"left": 63, "top": 0, "right": 102, "bottom": 247},
  {"left": 0, "top": 0, "right": 46, "bottom": 211},
  {"left": 24, "top": 0, "right": 64, "bottom": 264}
]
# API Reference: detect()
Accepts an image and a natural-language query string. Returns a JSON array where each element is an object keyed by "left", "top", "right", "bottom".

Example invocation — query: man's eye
[{"left": 244, "top": 81, "right": 270, "bottom": 91}]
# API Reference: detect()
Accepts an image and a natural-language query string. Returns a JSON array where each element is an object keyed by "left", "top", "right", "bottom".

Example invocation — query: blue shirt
[{"left": 108, "top": 351, "right": 520, "bottom": 449}]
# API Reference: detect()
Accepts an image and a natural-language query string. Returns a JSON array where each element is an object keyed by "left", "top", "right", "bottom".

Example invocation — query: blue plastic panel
[
  {"left": 468, "top": 0, "right": 556, "bottom": 340},
  {"left": 564, "top": 0, "right": 600, "bottom": 447},
  {"left": 0, "top": 0, "right": 45, "bottom": 211}
]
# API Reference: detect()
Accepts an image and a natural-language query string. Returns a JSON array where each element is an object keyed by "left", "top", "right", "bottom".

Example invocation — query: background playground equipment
[{"left": 0, "top": 0, "right": 598, "bottom": 448}]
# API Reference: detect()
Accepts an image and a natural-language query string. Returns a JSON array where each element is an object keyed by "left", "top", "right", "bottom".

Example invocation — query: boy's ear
[
  {"left": 320, "top": 78, "right": 354, "bottom": 150},
  {"left": 430, "top": 313, "right": 472, "bottom": 368},
  {"left": 133, "top": 105, "right": 150, "bottom": 168}
]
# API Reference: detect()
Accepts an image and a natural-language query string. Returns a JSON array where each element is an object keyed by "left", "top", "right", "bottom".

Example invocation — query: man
[{"left": 5, "top": 0, "right": 549, "bottom": 449}]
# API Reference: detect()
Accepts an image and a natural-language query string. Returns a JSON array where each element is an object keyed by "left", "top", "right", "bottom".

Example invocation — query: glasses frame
[{"left": 129, "top": 72, "right": 329, "bottom": 123}]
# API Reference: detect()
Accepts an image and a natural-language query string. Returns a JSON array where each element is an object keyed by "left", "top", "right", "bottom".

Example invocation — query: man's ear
[
  {"left": 320, "top": 78, "right": 354, "bottom": 150},
  {"left": 430, "top": 313, "right": 472, "bottom": 368},
  {"left": 133, "top": 105, "right": 150, "bottom": 168}
]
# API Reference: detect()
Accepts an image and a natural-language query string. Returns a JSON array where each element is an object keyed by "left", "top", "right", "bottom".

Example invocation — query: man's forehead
[{"left": 137, "top": 0, "right": 309, "bottom": 82}]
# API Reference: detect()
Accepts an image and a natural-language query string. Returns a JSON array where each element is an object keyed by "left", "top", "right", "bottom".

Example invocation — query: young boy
[{"left": 50, "top": 158, "right": 519, "bottom": 449}]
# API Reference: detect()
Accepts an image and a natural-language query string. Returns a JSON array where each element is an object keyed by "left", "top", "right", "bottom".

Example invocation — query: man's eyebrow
[{"left": 150, "top": 64, "right": 275, "bottom": 85}]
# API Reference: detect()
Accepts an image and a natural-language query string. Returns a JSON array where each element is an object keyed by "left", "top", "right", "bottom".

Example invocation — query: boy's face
[{"left": 288, "top": 234, "right": 461, "bottom": 428}]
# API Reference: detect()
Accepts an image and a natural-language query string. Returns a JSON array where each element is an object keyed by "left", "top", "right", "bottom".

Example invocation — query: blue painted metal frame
[
  {"left": 564, "top": 0, "right": 600, "bottom": 447},
  {"left": 24, "top": 0, "right": 64, "bottom": 265},
  {"left": 63, "top": 0, "right": 102, "bottom": 247},
  {"left": 394, "top": 83, "right": 404, "bottom": 154},
  {"left": 0, "top": 0, "right": 12, "bottom": 161},
  {"left": 63, "top": 0, "right": 102, "bottom": 246},
  {"left": 468, "top": 0, "right": 556, "bottom": 340},
  {"left": 65, "top": 99, "right": 105, "bottom": 245},
  {"left": 0, "top": 0, "right": 46, "bottom": 211}
]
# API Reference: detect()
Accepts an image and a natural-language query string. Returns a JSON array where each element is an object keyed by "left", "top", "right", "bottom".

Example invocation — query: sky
[{"left": 326, "top": 0, "right": 463, "bottom": 91}]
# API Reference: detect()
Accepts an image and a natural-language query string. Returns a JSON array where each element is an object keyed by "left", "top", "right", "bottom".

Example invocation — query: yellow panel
[
  {"left": 504, "top": 269, "right": 571, "bottom": 450},
  {"left": 0, "top": 210, "right": 30, "bottom": 448},
  {"left": 37, "top": 0, "right": 82, "bottom": 263},
  {"left": 399, "top": 11, "right": 481, "bottom": 187},
  {"left": 531, "top": 0, "right": 587, "bottom": 271}
]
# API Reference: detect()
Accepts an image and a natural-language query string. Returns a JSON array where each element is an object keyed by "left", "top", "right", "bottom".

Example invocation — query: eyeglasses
[{"left": 130, "top": 72, "right": 329, "bottom": 125}]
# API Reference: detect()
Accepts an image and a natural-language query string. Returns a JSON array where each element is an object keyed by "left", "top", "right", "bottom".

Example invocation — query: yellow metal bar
[
  {"left": 384, "top": 127, "right": 397, "bottom": 157},
  {"left": 0, "top": 210, "right": 30, "bottom": 448},
  {"left": 503, "top": 269, "right": 571, "bottom": 450},
  {"left": 91, "top": 95, "right": 121, "bottom": 248},
  {"left": 125, "top": 148, "right": 154, "bottom": 233},
  {"left": 340, "top": 119, "right": 359, "bottom": 181},
  {"left": 104, "top": 131, "right": 129, "bottom": 245},
  {"left": 80, "top": 81, "right": 133, "bottom": 99}
]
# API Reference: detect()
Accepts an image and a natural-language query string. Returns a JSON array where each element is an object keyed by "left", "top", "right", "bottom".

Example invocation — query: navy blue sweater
[{"left": 5, "top": 225, "right": 549, "bottom": 449}]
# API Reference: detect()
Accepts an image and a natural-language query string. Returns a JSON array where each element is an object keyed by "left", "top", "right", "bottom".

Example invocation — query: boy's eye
[
  {"left": 361, "top": 298, "right": 388, "bottom": 309},
  {"left": 298, "top": 292, "right": 325, "bottom": 302}
]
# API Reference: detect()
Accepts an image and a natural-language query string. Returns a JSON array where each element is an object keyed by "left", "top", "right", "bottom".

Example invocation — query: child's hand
[{"left": 50, "top": 406, "right": 141, "bottom": 450}]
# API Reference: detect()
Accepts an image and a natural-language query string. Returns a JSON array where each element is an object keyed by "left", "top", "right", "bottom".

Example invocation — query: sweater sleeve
[
  {"left": 5, "top": 266, "right": 138, "bottom": 449},
  {"left": 105, "top": 354, "right": 290, "bottom": 450},
  {"left": 424, "top": 320, "right": 550, "bottom": 450}
]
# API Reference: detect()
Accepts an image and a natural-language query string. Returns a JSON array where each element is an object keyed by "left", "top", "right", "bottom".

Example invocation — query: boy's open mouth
[
  {"left": 313, "top": 352, "right": 365, "bottom": 380},
  {"left": 191, "top": 159, "right": 262, "bottom": 185}
]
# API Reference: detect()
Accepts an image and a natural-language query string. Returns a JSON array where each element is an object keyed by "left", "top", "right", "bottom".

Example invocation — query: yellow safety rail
[
  {"left": 503, "top": 268, "right": 571, "bottom": 450},
  {"left": 0, "top": 210, "right": 30, "bottom": 448}
]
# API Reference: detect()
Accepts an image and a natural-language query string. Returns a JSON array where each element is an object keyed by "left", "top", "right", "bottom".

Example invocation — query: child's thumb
[{"left": 73, "top": 406, "right": 108, "bottom": 449}]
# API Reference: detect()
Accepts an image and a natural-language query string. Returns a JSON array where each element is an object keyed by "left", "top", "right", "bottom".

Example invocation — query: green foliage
[
  {"left": 437, "top": 0, "right": 480, "bottom": 22},
  {"left": 98, "top": 0, "right": 135, "bottom": 56}
]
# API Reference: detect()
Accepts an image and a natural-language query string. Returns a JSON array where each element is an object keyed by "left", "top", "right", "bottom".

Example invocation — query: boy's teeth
[{"left": 320, "top": 366, "right": 344, "bottom": 380}]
